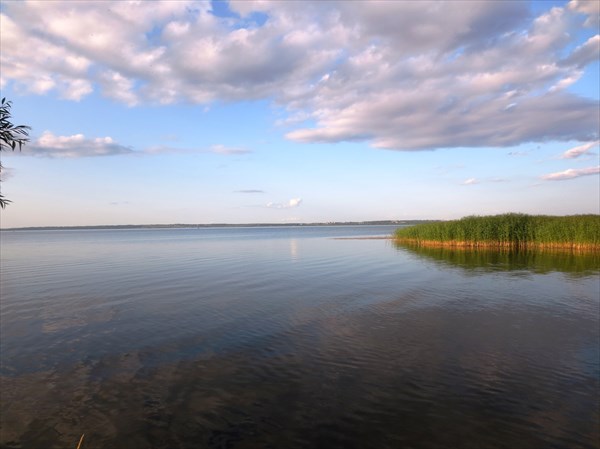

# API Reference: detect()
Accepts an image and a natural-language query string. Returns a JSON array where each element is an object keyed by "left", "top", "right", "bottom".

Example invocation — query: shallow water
[{"left": 1, "top": 226, "right": 598, "bottom": 449}]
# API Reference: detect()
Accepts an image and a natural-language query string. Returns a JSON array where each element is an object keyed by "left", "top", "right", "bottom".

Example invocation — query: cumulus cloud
[
  {"left": 1, "top": 1, "right": 598, "bottom": 150},
  {"left": 541, "top": 165, "right": 600, "bottom": 181},
  {"left": 266, "top": 198, "right": 303, "bottom": 209},
  {"left": 560, "top": 141, "right": 599, "bottom": 159},
  {"left": 25, "top": 131, "right": 134, "bottom": 158}
]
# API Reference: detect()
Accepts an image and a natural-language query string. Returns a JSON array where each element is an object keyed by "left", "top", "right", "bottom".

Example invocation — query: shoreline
[
  {"left": 1, "top": 221, "right": 427, "bottom": 231},
  {"left": 394, "top": 238, "right": 600, "bottom": 252},
  {"left": 332, "top": 236, "right": 394, "bottom": 240}
]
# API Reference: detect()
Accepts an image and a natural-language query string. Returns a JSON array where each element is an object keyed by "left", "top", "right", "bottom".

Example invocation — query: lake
[{"left": 1, "top": 226, "right": 598, "bottom": 449}]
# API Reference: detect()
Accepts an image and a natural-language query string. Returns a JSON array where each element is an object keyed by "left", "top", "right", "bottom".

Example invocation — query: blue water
[{"left": 1, "top": 226, "right": 598, "bottom": 449}]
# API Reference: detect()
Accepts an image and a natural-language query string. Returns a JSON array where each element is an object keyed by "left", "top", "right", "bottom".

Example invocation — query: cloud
[
  {"left": 541, "top": 165, "right": 600, "bottom": 181},
  {"left": 568, "top": 0, "right": 600, "bottom": 27},
  {"left": 1, "top": 1, "right": 598, "bottom": 150},
  {"left": 266, "top": 198, "right": 303, "bottom": 209},
  {"left": 8, "top": 133, "right": 252, "bottom": 159},
  {"left": 141, "top": 145, "right": 193, "bottom": 155},
  {"left": 210, "top": 145, "right": 252, "bottom": 155},
  {"left": 548, "top": 71, "right": 583, "bottom": 92},
  {"left": 235, "top": 189, "right": 264, "bottom": 193},
  {"left": 285, "top": 89, "right": 598, "bottom": 151},
  {"left": 560, "top": 141, "right": 599, "bottom": 159},
  {"left": 508, "top": 150, "right": 530, "bottom": 157},
  {"left": 141, "top": 144, "right": 251, "bottom": 156},
  {"left": 461, "top": 177, "right": 508, "bottom": 185},
  {"left": 559, "top": 34, "right": 600, "bottom": 69},
  {"left": 25, "top": 131, "right": 134, "bottom": 158},
  {"left": 97, "top": 70, "right": 138, "bottom": 106}
]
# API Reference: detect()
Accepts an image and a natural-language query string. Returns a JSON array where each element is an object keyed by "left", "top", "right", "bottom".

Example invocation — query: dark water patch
[{"left": 3, "top": 301, "right": 598, "bottom": 449}]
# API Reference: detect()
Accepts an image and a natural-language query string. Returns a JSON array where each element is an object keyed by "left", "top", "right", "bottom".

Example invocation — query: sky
[{"left": 0, "top": 0, "right": 599, "bottom": 227}]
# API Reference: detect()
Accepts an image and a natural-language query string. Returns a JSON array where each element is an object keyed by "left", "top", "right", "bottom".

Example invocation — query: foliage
[
  {"left": 394, "top": 213, "right": 600, "bottom": 250},
  {"left": 0, "top": 97, "right": 30, "bottom": 208}
]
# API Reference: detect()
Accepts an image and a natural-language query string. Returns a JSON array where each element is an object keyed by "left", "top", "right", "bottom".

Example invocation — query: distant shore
[{"left": 1, "top": 220, "right": 433, "bottom": 232}]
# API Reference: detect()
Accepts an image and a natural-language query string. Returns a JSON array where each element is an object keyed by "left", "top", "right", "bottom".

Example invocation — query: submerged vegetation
[{"left": 394, "top": 214, "right": 600, "bottom": 251}]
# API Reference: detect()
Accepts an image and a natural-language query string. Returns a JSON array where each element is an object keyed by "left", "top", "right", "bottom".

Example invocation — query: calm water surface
[{"left": 1, "top": 226, "right": 598, "bottom": 449}]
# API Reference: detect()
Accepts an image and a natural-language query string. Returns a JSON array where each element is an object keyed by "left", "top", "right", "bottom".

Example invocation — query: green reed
[{"left": 394, "top": 214, "right": 600, "bottom": 250}]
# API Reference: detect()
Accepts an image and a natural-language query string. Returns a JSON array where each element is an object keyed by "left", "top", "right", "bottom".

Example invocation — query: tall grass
[{"left": 394, "top": 214, "right": 600, "bottom": 250}]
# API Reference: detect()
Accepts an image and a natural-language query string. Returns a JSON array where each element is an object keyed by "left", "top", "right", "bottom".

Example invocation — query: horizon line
[{"left": 1, "top": 220, "right": 430, "bottom": 231}]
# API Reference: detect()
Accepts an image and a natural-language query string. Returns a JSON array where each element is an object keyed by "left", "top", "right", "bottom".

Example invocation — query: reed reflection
[{"left": 394, "top": 242, "right": 600, "bottom": 277}]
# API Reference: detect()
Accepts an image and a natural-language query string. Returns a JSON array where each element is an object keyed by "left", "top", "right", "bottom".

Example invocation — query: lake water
[{"left": 1, "top": 226, "right": 598, "bottom": 449}]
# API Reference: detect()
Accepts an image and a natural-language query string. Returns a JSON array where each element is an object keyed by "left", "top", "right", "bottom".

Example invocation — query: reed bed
[{"left": 394, "top": 214, "right": 600, "bottom": 251}]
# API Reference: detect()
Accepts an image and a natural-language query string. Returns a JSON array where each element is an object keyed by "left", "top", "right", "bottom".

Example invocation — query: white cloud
[
  {"left": 141, "top": 145, "right": 195, "bottom": 155},
  {"left": 568, "top": 0, "right": 600, "bottom": 27},
  {"left": 97, "top": 70, "right": 138, "bottom": 106},
  {"left": 9, "top": 133, "right": 254, "bottom": 159},
  {"left": 210, "top": 145, "right": 252, "bottom": 155},
  {"left": 266, "top": 198, "right": 303, "bottom": 209},
  {"left": 288, "top": 198, "right": 302, "bottom": 208},
  {"left": 140, "top": 144, "right": 251, "bottom": 156},
  {"left": 461, "top": 177, "right": 508, "bottom": 185},
  {"left": 560, "top": 141, "right": 599, "bottom": 159},
  {"left": 559, "top": 34, "right": 600, "bottom": 68},
  {"left": 1, "top": 1, "right": 598, "bottom": 150},
  {"left": 541, "top": 165, "right": 600, "bottom": 181},
  {"left": 549, "top": 71, "right": 583, "bottom": 92},
  {"left": 0, "top": 13, "right": 93, "bottom": 100},
  {"left": 62, "top": 79, "right": 94, "bottom": 101},
  {"left": 25, "top": 131, "right": 134, "bottom": 158},
  {"left": 508, "top": 150, "right": 530, "bottom": 157}
]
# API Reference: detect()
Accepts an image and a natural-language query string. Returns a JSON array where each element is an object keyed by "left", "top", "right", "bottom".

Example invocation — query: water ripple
[{"left": 1, "top": 227, "right": 598, "bottom": 449}]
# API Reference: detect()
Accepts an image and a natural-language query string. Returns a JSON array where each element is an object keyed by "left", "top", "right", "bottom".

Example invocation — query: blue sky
[{"left": 1, "top": 0, "right": 598, "bottom": 227}]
